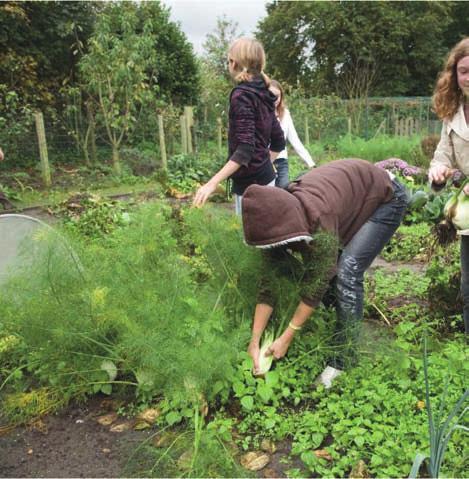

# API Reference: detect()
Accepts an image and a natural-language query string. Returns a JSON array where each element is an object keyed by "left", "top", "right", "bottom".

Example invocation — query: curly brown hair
[{"left": 433, "top": 37, "right": 469, "bottom": 121}]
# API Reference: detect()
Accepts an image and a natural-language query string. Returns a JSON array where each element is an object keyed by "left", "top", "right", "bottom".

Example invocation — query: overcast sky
[{"left": 163, "top": 0, "right": 269, "bottom": 55}]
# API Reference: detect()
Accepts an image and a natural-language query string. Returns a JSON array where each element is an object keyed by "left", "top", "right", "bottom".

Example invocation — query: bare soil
[{"left": 0, "top": 397, "right": 156, "bottom": 478}]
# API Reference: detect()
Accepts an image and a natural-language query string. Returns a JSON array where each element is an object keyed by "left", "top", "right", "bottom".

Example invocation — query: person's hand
[
  {"left": 247, "top": 339, "right": 261, "bottom": 374},
  {"left": 428, "top": 165, "right": 451, "bottom": 185},
  {"left": 193, "top": 181, "right": 217, "bottom": 208},
  {"left": 0, "top": 148, "right": 4, "bottom": 162},
  {"left": 265, "top": 333, "right": 293, "bottom": 360},
  {"left": 463, "top": 184, "right": 469, "bottom": 196}
]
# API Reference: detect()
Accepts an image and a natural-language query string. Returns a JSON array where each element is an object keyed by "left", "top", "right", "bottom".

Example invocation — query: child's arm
[
  {"left": 284, "top": 110, "right": 315, "bottom": 168},
  {"left": 264, "top": 301, "right": 314, "bottom": 360},
  {"left": 193, "top": 160, "right": 240, "bottom": 207},
  {"left": 428, "top": 123, "right": 455, "bottom": 185}
]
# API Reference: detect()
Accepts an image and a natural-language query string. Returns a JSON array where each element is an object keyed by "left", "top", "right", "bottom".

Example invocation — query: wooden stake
[
  {"left": 184, "top": 106, "right": 193, "bottom": 154},
  {"left": 158, "top": 114, "right": 167, "bottom": 171},
  {"left": 180, "top": 115, "right": 187, "bottom": 154},
  {"left": 34, "top": 111, "right": 51, "bottom": 187}
]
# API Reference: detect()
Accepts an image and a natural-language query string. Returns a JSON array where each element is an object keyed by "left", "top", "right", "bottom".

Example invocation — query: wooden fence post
[
  {"left": 158, "top": 114, "right": 167, "bottom": 171},
  {"left": 405, "top": 117, "right": 412, "bottom": 136},
  {"left": 180, "top": 115, "right": 187, "bottom": 154},
  {"left": 304, "top": 117, "right": 310, "bottom": 145},
  {"left": 34, "top": 111, "right": 51, "bottom": 187},
  {"left": 217, "top": 117, "right": 222, "bottom": 155},
  {"left": 347, "top": 117, "right": 352, "bottom": 136},
  {"left": 184, "top": 106, "right": 193, "bottom": 154}
]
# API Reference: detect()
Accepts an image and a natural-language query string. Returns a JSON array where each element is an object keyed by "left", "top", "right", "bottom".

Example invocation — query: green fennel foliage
[{"left": 0, "top": 202, "right": 258, "bottom": 420}]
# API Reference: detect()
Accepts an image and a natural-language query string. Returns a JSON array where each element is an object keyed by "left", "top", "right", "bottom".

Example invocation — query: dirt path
[
  {"left": 370, "top": 256, "right": 427, "bottom": 275},
  {"left": 0, "top": 397, "right": 156, "bottom": 478}
]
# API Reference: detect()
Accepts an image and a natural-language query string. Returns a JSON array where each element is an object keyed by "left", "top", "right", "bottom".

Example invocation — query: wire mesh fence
[{"left": 0, "top": 96, "right": 442, "bottom": 173}]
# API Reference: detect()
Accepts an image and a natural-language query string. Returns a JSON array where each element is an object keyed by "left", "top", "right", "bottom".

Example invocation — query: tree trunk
[{"left": 112, "top": 144, "right": 121, "bottom": 175}]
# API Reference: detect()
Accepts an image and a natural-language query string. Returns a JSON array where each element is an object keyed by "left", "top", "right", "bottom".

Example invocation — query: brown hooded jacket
[
  {"left": 242, "top": 159, "right": 393, "bottom": 248},
  {"left": 241, "top": 159, "right": 395, "bottom": 307}
]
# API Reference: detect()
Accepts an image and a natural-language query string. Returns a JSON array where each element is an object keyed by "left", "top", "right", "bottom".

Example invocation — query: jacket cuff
[
  {"left": 229, "top": 143, "right": 254, "bottom": 166},
  {"left": 257, "top": 292, "right": 275, "bottom": 308}
]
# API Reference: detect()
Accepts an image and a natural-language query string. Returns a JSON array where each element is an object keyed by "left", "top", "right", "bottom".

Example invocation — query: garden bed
[{"left": 0, "top": 186, "right": 466, "bottom": 478}]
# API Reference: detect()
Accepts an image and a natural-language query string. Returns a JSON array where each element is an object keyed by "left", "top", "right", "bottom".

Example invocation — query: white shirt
[{"left": 277, "top": 109, "right": 315, "bottom": 168}]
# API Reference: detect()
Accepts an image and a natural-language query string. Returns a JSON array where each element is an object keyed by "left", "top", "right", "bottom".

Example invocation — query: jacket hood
[
  {"left": 242, "top": 184, "right": 313, "bottom": 248},
  {"left": 231, "top": 76, "right": 277, "bottom": 112}
]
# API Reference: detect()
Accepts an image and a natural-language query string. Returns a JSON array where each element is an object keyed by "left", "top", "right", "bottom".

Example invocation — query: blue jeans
[
  {"left": 459, "top": 236, "right": 469, "bottom": 334},
  {"left": 274, "top": 158, "right": 289, "bottom": 189},
  {"left": 331, "top": 179, "right": 408, "bottom": 369}
]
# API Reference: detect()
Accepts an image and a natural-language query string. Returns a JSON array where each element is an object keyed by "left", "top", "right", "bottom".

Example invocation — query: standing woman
[
  {"left": 428, "top": 37, "right": 469, "bottom": 334},
  {"left": 269, "top": 80, "right": 315, "bottom": 189},
  {"left": 193, "top": 38, "right": 285, "bottom": 214}
]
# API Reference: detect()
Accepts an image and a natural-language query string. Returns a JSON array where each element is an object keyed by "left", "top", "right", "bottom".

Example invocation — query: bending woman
[{"left": 242, "top": 159, "right": 407, "bottom": 387}]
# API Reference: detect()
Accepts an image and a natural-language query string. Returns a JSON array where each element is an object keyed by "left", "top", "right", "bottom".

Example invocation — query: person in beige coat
[{"left": 428, "top": 37, "right": 469, "bottom": 334}]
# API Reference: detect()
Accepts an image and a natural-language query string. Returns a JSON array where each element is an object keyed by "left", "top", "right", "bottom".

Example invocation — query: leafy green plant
[
  {"left": 425, "top": 243, "right": 465, "bottom": 332},
  {"left": 381, "top": 223, "right": 432, "bottom": 262},
  {"left": 365, "top": 268, "right": 430, "bottom": 328},
  {"left": 409, "top": 339, "right": 468, "bottom": 479},
  {"left": 0, "top": 183, "right": 21, "bottom": 204},
  {"left": 54, "top": 193, "right": 130, "bottom": 239}
]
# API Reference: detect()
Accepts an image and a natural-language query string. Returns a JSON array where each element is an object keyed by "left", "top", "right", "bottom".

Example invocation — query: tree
[
  {"left": 0, "top": 1, "right": 99, "bottom": 108},
  {"left": 257, "top": 1, "right": 464, "bottom": 97},
  {"left": 202, "top": 15, "right": 241, "bottom": 79},
  {"left": 197, "top": 16, "right": 240, "bottom": 124},
  {"left": 78, "top": 1, "right": 199, "bottom": 174}
]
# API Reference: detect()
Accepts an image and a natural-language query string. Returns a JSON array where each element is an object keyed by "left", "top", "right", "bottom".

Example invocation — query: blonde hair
[
  {"left": 433, "top": 37, "right": 469, "bottom": 121},
  {"left": 228, "top": 37, "right": 270, "bottom": 86},
  {"left": 270, "top": 79, "right": 286, "bottom": 120}
]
